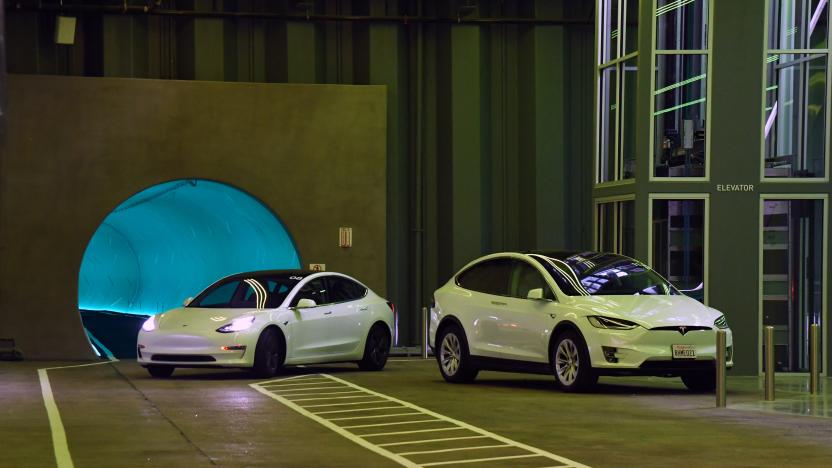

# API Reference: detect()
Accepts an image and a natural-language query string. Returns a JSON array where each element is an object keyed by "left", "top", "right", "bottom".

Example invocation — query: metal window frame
[
  {"left": 593, "top": 194, "right": 637, "bottom": 253},
  {"left": 649, "top": 0, "right": 714, "bottom": 182},
  {"left": 757, "top": 193, "right": 828, "bottom": 376},
  {"left": 760, "top": 0, "right": 831, "bottom": 183}
]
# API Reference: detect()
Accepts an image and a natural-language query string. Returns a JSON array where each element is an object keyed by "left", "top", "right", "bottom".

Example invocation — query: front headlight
[
  {"left": 141, "top": 315, "right": 157, "bottom": 332},
  {"left": 587, "top": 315, "right": 640, "bottom": 330},
  {"left": 216, "top": 316, "right": 255, "bottom": 333},
  {"left": 714, "top": 315, "right": 729, "bottom": 329}
]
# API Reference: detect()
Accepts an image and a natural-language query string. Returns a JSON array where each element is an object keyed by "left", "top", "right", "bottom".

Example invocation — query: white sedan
[
  {"left": 430, "top": 251, "right": 733, "bottom": 392},
  {"left": 137, "top": 270, "right": 394, "bottom": 378}
]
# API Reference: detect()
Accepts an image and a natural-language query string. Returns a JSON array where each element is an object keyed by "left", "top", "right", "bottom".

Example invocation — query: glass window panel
[
  {"left": 654, "top": 54, "right": 708, "bottom": 177},
  {"left": 600, "top": 0, "right": 620, "bottom": 64},
  {"left": 651, "top": 199, "right": 705, "bottom": 302},
  {"left": 762, "top": 199, "right": 824, "bottom": 372},
  {"left": 599, "top": 66, "right": 618, "bottom": 182},
  {"left": 596, "top": 202, "right": 616, "bottom": 252},
  {"left": 656, "top": 0, "right": 709, "bottom": 50},
  {"left": 624, "top": 0, "right": 640, "bottom": 54},
  {"left": 620, "top": 57, "right": 638, "bottom": 179},
  {"left": 768, "top": 0, "right": 829, "bottom": 50},
  {"left": 764, "top": 53, "right": 827, "bottom": 178}
]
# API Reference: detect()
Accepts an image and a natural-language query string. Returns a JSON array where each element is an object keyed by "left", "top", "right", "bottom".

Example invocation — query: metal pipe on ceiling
[{"left": 6, "top": 3, "right": 593, "bottom": 26}]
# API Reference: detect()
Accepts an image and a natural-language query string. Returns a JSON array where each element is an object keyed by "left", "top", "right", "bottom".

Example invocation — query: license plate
[{"left": 672, "top": 344, "right": 696, "bottom": 360}]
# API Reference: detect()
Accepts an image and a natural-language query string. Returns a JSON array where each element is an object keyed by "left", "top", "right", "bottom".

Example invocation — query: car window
[
  {"left": 579, "top": 259, "right": 679, "bottom": 296},
  {"left": 456, "top": 258, "right": 512, "bottom": 296},
  {"left": 193, "top": 280, "right": 241, "bottom": 307},
  {"left": 291, "top": 278, "right": 329, "bottom": 306},
  {"left": 529, "top": 255, "right": 588, "bottom": 296},
  {"left": 510, "top": 260, "right": 554, "bottom": 300},
  {"left": 327, "top": 276, "right": 367, "bottom": 303}
]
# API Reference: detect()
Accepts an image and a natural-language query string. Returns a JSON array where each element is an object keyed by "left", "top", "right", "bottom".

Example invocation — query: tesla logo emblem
[
  {"left": 678, "top": 326, "right": 688, "bottom": 335},
  {"left": 210, "top": 316, "right": 227, "bottom": 322},
  {"left": 182, "top": 324, "right": 188, "bottom": 327}
]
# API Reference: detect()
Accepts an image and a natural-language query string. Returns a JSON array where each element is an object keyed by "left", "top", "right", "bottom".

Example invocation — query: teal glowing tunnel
[{"left": 79, "top": 179, "right": 301, "bottom": 316}]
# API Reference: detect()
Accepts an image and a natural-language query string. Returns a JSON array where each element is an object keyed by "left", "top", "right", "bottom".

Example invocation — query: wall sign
[
  {"left": 716, "top": 184, "right": 754, "bottom": 192},
  {"left": 309, "top": 263, "right": 326, "bottom": 272}
]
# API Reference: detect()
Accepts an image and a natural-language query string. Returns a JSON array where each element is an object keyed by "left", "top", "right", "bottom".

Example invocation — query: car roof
[{"left": 220, "top": 269, "right": 315, "bottom": 281}]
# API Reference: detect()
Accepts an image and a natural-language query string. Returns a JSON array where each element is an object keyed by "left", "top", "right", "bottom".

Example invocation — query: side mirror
[
  {"left": 526, "top": 288, "right": 545, "bottom": 300},
  {"left": 183, "top": 297, "right": 193, "bottom": 307},
  {"left": 296, "top": 298, "right": 317, "bottom": 309}
]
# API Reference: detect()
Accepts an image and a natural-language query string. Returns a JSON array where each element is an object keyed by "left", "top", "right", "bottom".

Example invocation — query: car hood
[
  {"left": 573, "top": 295, "right": 721, "bottom": 328},
  {"left": 155, "top": 307, "right": 262, "bottom": 333}
]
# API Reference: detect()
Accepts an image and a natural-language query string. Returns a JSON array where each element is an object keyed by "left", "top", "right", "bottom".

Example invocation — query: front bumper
[
  {"left": 137, "top": 329, "right": 258, "bottom": 367},
  {"left": 585, "top": 326, "right": 734, "bottom": 374}
]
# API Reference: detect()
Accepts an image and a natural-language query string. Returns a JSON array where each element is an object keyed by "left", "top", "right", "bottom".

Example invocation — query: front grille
[
  {"left": 650, "top": 326, "right": 712, "bottom": 333},
  {"left": 151, "top": 354, "right": 216, "bottom": 362}
]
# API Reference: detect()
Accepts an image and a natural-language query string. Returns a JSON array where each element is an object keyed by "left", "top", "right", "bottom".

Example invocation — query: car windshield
[
  {"left": 536, "top": 253, "right": 679, "bottom": 296},
  {"left": 188, "top": 272, "right": 308, "bottom": 308}
]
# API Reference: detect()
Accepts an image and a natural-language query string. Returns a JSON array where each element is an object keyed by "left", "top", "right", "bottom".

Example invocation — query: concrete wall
[{"left": 0, "top": 74, "right": 387, "bottom": 359}]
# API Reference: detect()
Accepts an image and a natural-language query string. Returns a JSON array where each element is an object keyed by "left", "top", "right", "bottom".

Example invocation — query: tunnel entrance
[{"left": 78, "top": 179, "right": 301, "bottom": 358}]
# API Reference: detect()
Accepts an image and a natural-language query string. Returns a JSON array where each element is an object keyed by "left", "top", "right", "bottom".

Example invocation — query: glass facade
[
  {"left": 653, "top": 0, "right": 710, "bottom": 178},
  {"left": 762, "top": 198, "right": 825, "bottom": 372},
  {"left": 651, "top": 198, "right": 706, "bottom": 302},
  {"left": 764, "top": 0, "right": 830, "bottom": 179},
  {"left": 597, "top": 0, "right": 639, "bottom": 183},
  {"left": 596, "top": 199, "right": 636, "bottom": 258}
]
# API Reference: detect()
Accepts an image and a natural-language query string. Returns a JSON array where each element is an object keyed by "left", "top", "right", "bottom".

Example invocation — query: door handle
[
  {"left": 323, "top": 311, "right": 332, "bottom": 315},
  {"left": 359, "top": 306, "right": 369, "bottom": 311},
  {"left": 490, "top": 301, "right": 507, "bottom": 306}
]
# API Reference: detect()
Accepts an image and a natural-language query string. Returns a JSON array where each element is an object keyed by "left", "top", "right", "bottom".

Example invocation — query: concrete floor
[{"left": 1, "top": 359, "right": 830, "bottom": 467}]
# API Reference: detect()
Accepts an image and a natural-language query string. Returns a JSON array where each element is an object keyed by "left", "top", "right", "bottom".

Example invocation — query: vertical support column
[
  {"left": 421, "top": 306, "right": 429, "bottom": 359},
  {"left": 716, "top": 329, "right": 726, "bottom": 407},
  {"left": 450, "top": 21, "right": 484, "bottom": 269},
  {"left": 765, "top": 325, "right": 775, "bottom": 401},
  {"left": 367, "top": 0, "right": 408, "bottom": 343},
  {"left": 810, "top": 323, "right": 820, "bottom": 394}
]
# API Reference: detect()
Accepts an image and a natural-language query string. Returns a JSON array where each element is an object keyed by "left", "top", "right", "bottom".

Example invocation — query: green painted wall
[{"left": 4, "top": 0, "right": 595, "bottom": 347}]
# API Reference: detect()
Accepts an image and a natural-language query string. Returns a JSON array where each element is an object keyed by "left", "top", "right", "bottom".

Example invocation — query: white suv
[{"left": 430, "top": 251, "right": 733, "bottom": 392}]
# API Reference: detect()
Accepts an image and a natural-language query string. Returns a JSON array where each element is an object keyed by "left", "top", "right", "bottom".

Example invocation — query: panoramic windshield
[
  {"left": 537, "top": 253, "right": 679, "bottom": 296},
  {"left": 188, "top": 272, "right": 308, "bottom": 308}
]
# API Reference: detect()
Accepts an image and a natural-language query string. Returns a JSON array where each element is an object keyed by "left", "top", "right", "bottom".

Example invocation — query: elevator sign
[{"left": 716, "top": 184, "right": 755, "bottom": 192}]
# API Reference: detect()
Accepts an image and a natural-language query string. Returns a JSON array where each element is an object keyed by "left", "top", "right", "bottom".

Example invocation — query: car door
[
  {"left": 287, "top": 277, "right": 336, "bottom": 360},
  {"left": 493, "top": 259, "right": 558, "bottom": 362},
  {"left": 322, "top": 276, "right": 366, "bottom": 356},
  {"left": 456, "top": 258, "right": 514, "bottom": 358}
]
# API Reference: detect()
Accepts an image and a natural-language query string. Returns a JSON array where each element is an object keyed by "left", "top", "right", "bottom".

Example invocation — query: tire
[
  {"left": 551, "top": 330, "right": 597, "bottom": 392},
  {"left": 681, "top": 372, "right": 716, "bottom": 392},
  {"left": 435, "top": 324, "right": 478, "bottom": 383},
  {"left": 358, "top": 324, "right": 391, "bottom": 371},
  {"left": 146, "top": 365, "right": 174, "bottom": 378},
  {"left": 252, "top": 328, "right": 284, "bottom": 378}
]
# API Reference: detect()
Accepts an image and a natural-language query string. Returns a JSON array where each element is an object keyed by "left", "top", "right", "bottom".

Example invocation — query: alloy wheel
[
  {"left": 555, "top": 338, "right": 580, "bottom": 386},
  {"left": 440, "top": 333, "right": 461, "bottom": 376}
]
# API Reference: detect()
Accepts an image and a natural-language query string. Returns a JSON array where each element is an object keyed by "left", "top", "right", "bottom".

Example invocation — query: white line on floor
[
  {"left": 328, "top": 412, "right": 421, "bottom": 421},
  {"left": 376, "top": 435, "right": 489, "bottom": 448},
  {"left": 314, "top": 405, "right": 405, "bottom": 415},
  {"left": 39, "top": 359, "right": 117, "bottom": 468},
  {"left": 280, "top": 390, "right": 366, "bottom": 397},
  {"left": 396, "top": 444, "right": 512, "bottom": 456},
  {"left": 420, "top": 453, "right": 544, "bottom": 466},
  {"left": 252, "top": 374, "right": 589, "bottom": 468}
]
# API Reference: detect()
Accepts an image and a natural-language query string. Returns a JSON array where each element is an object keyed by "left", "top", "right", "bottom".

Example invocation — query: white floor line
[
  {"left": 360, "top": 427, "right": 466, "bottom": 438},
  {"left": 328, "top": 412, "right": 422, "bottom": 422},
  {"left": 271, "top": 385, "right": 345, "bottom": 392},
  {"left": 291, "top": 394, "right": 378, "bottom": 402},
  {"left": 376, "top": 436, "right": 489, "bottom": 448},
  {"left": 281, "top": 390, "right": 366, "bottom": 398},
  {"left": 251, "top": 374, "right": 589, "bottom": 468},
  {"left": 324, "top": 374, "right": 589, "bottom": 467},
  {"left": 342, "top": 419, "right": 442, "bottom": 430},
  {"left": 301, "top": 400, "right": 388, "bottom": 409},
  {"left": 314, "top": 405, "right": 405, "bottom": 415},
  {"left": 396, "top": 444, "right": 512, "bottom": 456},
  {"left": 420, "top": 453, "right": 543, "bottom": 466},
  {"left": 388, "top": 359, "right": 433, "bottom": 362},
  {"left": 39, "top": 359, "right": 117, "bottom": 468}
]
